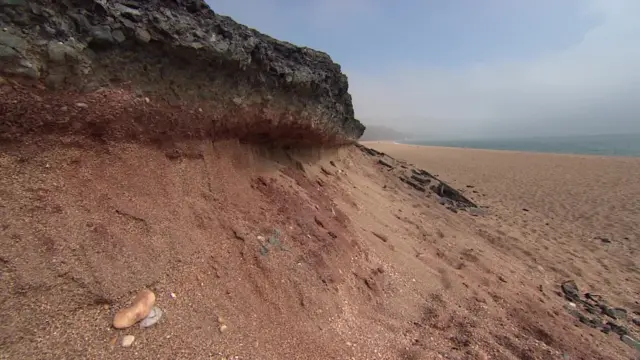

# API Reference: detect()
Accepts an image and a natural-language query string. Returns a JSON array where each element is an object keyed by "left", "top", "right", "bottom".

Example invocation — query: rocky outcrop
[
  {"left": 0, "top": 0, "right": 365, "bottom": 145},
  {"left": 355, "top": 143, "right": 479, "bottom": 210}
]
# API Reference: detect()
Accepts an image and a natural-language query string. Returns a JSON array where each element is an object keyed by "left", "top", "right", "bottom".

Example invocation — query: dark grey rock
[
  {"left": 378, "top": 159, "right": 393, "bottom": 168},
  {"left": 44, "top": 73, "right": 65, "bottom": 89},
  {"left": 90, "top": 25, "right": 114, "bottom": 44},
  {"left": 47, "top": 41, "right": 71, "bottom": 63},
  {"left": 620, "top": 335, "right": 640, "bottom": 351},
  {"left": 399, "top": 176, "right": 425, "bottom": 192},
  {"left": 601, "top": 305, "right": 627, "bottom": 320},
  {"left": 68, "top": 13, "right": 91, "bottom": 31},
  {"left": 134, "top": 27, "right": 151, "bottom": 43},
  {"left": 1, "top": 0, "right": 365, "bottom": 144},
  {"left": 0, "top": 31, "right": 26, "bottom": 51},
  {"left": 112, "top": 29, "right": 126, "bottom": 43},
  {"left": 561, "top": 280, "right": 580, "bottom": 302},
  {"left": 410, "top": 174, "right": 430, "bottom": 185},
  {"left": 115, "top": 3, "right": 141, "bottom": 18},
  {"left": 0, "top": 43, "right": 19, "bottom": 58}
]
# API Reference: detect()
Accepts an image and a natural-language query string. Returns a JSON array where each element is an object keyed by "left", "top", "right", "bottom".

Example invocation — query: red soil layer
[{"left": 0, "top": 79, "right": 348, "bottom": 146}]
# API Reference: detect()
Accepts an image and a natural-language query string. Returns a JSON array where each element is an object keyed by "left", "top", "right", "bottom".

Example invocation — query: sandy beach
[{"left": 366, "top": 142, "right": 640, "bottom": 303}]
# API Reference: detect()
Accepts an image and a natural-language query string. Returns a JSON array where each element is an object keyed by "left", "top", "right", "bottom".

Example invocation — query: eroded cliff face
[{"left": 0, "top": 0, "right": 365, "bottom": 145}]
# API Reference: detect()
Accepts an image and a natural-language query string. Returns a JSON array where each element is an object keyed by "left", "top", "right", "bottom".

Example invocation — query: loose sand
[{"left": 1, "top": 135, "right": 639, "bottom": 359}]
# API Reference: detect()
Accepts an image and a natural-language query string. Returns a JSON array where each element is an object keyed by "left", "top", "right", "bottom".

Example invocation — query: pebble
[
  {"left": 620, "top": 335, "right": 639, "bottom": 351},
  {"left": 121, "top": 335, "right": 135, "bottom": 347},
  {"left": 75, "top": 102, "right": 88, "bottom": 108},
  {"left": 140, "top": 306, "right": 163, "bottom": 328},
  {"left": 170, "top": 292, "right": 176, "bottom": 299},
  {"left": 219, "top": 324, "right": 228, "bottom": 333}
]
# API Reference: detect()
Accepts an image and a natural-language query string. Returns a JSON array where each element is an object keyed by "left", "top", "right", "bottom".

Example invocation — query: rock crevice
[{"left": 0, "top": 0, "right": 365, "bottom": 145}]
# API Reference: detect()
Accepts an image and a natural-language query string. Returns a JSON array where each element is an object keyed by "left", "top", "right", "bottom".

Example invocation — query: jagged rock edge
[
  {"left": 0, "top": 0, "right": 365, "bottom": 146},
  {"left": 355, "top": 143, "right": 478, "bottom": 209}
]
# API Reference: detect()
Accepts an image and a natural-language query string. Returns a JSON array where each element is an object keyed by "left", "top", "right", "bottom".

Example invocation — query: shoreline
[{"left": 360, "top": 140, "right": 640, "bottom": 159}]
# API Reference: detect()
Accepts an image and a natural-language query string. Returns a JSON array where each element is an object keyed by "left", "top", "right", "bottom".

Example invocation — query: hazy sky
[{"left": 208, "top": 0, "right": 640, "bottom": 139}]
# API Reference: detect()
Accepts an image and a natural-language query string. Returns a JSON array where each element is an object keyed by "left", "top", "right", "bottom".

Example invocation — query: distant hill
[{"left": 360, "top": 125, "right": 406, "bottom": 141}]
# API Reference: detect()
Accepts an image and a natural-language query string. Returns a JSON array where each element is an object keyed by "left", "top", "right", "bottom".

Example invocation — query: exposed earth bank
[{"left": 1, "top": 1, "right": 639, "bottom": 359}]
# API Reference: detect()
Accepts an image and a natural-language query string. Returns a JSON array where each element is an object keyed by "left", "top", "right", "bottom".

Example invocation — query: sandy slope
[
  {"left": 364, "top": 142, "right": 640, "bottom": 358},
  {"left": 1, "top": 138, "right": 639, "bottom": 359}
]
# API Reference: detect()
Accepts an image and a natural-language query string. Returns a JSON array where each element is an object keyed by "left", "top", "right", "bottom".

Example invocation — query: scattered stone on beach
[
  {"left": 595, "top": 236, "right": 611, "bottom": 244},
  {"left": 560, "top": 280, "right": 580, "bottom": 302},
  {"left": 559, "top": 280, "right": 640, "bottom": 351},
  {"left": 621, "top": 335, "right": 640, "bottom": 351},
  {"left": 602, "top": 305, "right": 627, "bottom": 321},
  {"left": 410, "top": 174, "right": 430, "bottom": 185},
  {"left": 467, "top": 207, "right": 487, "bottom": 217},
  {"left": 371, "top": 231, "right": 388, "bottom": 243},
  {"left": 320, "top": 166, "right": 333, "bottom": 176},
  {"left": 113, "top": 289, "right": 156, "bottom": 329},
  {"left": 399, "top": 176, "right": 426, "bottom": 192},
  {"left": 378, "top": 159, "right": 394, "bottom": 168},
  {"left": 139, "top": 306, "right": 163, "bottom": 328},
  {"left": 121, "top": 335, "right": 135, "bottom": 347}
]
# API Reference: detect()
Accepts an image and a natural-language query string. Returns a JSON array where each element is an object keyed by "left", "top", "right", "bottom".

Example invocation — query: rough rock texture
[{"left": 0, "top": 0, "right": 364, "bottom": 145}]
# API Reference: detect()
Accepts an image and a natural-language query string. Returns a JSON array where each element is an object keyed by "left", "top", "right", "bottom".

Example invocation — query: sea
[{"left": 403, "top": 134, "right": 640, "bottom": 157}]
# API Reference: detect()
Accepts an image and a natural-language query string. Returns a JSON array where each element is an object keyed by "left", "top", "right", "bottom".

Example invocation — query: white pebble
[
  {"left": 121, "top": 335, "right": 135, "bottom": 347},
  {"left": 170, "top": 292, "right": 177, "bottom": 299},
  {"left": 75, "top": 102, "right": 88, "bottom": 108}
]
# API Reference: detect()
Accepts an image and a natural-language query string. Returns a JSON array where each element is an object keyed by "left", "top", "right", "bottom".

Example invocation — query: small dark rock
[
  {"left": 606, "top": 321, "right": 629, "bottom": 336},
  {"left": 320, "top": 166, "right": 333, "bottom": 176},
  {"left": 410, "top": 174, "right": 430, "bottom": 185},
  {"left": 90, "top": 25, "right": 114, "bottom": 44},
  {"left": 44, "top": 74, "right": 66, "bottom": 89},
  {"left": 112, "top": 29, "right": 126, "bottom": 43},
  {"left": 522, "top": 208, "right": 529, "bottom": 212},
  {"left": 371, "top": 231, "right": 388, "bottom": 243},
  {"left": 68, "top": 12, "right": 91, "bottom": 31},
  {"left": 561, "top": 280, "right": 580, "bottom": 302},
  {"left": 378, "top": 159, "right": 393, "bottom": 168},
  {"left": 329, "top": 160, "right": 336, "bottom": 167},
  {"left": 231, "top": 226, "right": 246, "bottom": 241},
  {"left": 399, "top": 177, "right": 425, "bottom": 192},
  {"left": 498, "top": 275, "right": 507, "bottom": 283},
  {"left": 602, "top": 305, "right": 627, "bottom": 320}
]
